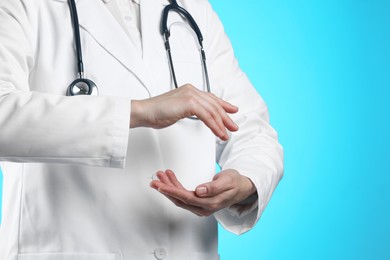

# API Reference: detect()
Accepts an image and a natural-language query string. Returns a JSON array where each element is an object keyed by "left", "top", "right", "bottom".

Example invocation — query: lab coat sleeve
[
  {"left": 0, "top": 1, "right": 130, "bottom": 168},
  {"left": 202, "top": 1, "right": 284, "bottom": 235}
]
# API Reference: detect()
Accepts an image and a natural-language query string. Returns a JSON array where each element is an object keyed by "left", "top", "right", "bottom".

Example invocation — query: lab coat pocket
[
  {"left": 16, "top": 253, "right": 121, "bottom": 260},
  {"left": 169, "top": 54, "right": 206, "bottom": 92}
]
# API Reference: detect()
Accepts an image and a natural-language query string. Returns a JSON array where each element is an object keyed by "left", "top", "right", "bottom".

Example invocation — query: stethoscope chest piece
[
  {"left": 67, "top": 78, "right": 98, "bottom": 96},
  {"left": 67, "top": 0, "right": 98, "bottom": 96}
]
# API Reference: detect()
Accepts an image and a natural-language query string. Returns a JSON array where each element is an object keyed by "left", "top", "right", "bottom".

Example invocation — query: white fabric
[
  {"left": 106, "top": 0, "right": 142, "bottom": 52},
  {"left": 0, "top": 0, "right": 284, "bottom": 259}
]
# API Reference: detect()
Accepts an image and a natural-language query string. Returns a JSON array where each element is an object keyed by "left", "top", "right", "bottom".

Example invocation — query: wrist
[
  {"left": 130, "top": 99, "right": 143, "bottom": 128},
  {"left": 241, "top": 175, "right": 257, "bottom": 199}
]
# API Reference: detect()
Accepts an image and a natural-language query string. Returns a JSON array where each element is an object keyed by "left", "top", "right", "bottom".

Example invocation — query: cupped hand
[
  {"left": 130, "top": 84, "right": 238, "bottom": 141},
  {"left": 150, "top": 169, "right": 256, "bottom": 217}
]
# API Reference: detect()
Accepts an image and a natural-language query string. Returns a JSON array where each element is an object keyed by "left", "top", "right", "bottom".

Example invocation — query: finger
[
  {"left": 193, "top": 94, "right": 236, "bottom": 140},
  {"left": 152, "top": 180, "right": 201, "bottom": 213},
  {"left": 193, "top": 105, "right": 227, "bottom": 139},
  {"left": 157, "top": 183, "right": 193, "bottom": 202},
  {"left": 157, "top": 183, "right": 208, "bottom": 208},
  {"left": 211, "top": 97, "right": 239, "bottom": 133},
  {"left": 181, "top": 87, "right": 232, "bottom": 140},
  {"left": 218, "top": 98, "right": 239, "bottom": 114},
  {"left": 215, "top": 103, "right": 239, "bottom": 134},
  {"left": 165, "top": 169, "right": 185, "bottom": 189},
  {"left": 162, "top": 193, "right": 212, "bottom": 217},
  {"left": 150, "top": 180, "right": 162, "bottom": 190},
  {"left": 180, "top": 89, "right": 225, "bottom": 138},
  {"left": 158, "top": 181, "right": 230, "bottom": 213},
  {"left": 200, "top": 94, "right": 238, "bottom": 137},
  {"left": 156, "top": 171, "right": 175, "bottom": 186},
  {"left": 198, "top": 96, "right": 228, "bottom": 138},
  {"left": 206, "top": 93, "right": 238, "bottom": 114},
  {"left": 195, "top": 173, "right": 234, "bottom": 198}
]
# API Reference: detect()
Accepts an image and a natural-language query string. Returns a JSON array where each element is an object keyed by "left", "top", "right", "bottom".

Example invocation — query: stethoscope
[{"left": 66, "top": 0, "right": 211, "bottom": 96}]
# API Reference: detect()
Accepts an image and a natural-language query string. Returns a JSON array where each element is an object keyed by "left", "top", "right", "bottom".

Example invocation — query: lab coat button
[{"left": 154, "top": 248, "right": 167, "bottom": 259}]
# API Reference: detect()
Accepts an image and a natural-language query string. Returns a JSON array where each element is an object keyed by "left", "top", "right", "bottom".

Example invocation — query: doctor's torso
[{"left": 0, "top": 0, "right": 220, "bottom": 259}]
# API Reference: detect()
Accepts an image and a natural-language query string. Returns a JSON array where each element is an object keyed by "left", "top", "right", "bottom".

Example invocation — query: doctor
[{"left": 0, "top": 0, "right": 283, "bottom": 259}]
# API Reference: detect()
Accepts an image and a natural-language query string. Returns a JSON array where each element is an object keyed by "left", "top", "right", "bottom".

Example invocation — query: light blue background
[{"left": 1, "top": 0, "right": 389, "bottom": 259}]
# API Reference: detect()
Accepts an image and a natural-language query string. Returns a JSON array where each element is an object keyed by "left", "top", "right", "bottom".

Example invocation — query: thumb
[
  {"left": 195, "top": 184, "right": 209, "bottom": 197},
  {"left": 195, "top": 175, "right": 226, "bottom": 198}
]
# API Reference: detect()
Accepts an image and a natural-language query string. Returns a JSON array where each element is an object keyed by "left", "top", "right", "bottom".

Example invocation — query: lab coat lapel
[
  {"left": 77, "top": 0, "right": 152, "bottom": 93},
  {"left": 140, "top": 0, "right": 167, "bottom": 63},
  {"left": 140, "top": 0, "right": 171, "bottom": 94}
]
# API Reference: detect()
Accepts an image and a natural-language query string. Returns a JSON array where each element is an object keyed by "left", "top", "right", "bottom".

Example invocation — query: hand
[
  {"left": 130, "top": 84, "right": 238, "bottom": 141},
  {"left": 150, "top": 169, "right": 257, "bottom": 217}
]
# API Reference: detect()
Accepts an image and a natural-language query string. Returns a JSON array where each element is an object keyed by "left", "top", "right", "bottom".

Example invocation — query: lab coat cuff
[
  {"left": 226, "top": 192, "right": 259, "bottom": 218},
  {"left": 108, "top": 98, "right": 130, "bottom": 168},
  {"left": 214, "top": 167, "right": 272, "bottom": 235}
]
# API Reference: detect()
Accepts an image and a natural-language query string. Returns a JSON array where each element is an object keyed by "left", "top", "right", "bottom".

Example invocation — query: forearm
[{"left": 0, "top": 91, "right": 130, "bottom": 167}]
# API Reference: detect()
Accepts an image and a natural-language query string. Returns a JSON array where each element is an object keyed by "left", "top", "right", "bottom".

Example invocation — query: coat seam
[{"left": 17, "top": 163, "right": 25, "bottom": 258}]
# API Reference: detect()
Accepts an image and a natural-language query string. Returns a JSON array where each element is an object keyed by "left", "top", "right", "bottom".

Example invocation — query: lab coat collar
[
  {"left": 52, "top": 0, "right": 170, "bottom": 96},
  {"left": 78, "top": 0, "right": 150, "bottom": 93}
]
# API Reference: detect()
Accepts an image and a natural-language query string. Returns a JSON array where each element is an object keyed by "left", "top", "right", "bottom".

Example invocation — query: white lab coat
[{"left": 0, "top": 0, "right": 284, "bottom": 259}]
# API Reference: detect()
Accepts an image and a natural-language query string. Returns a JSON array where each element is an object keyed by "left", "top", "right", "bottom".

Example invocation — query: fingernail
[
  {"left": 221, "top": 133, "right": 229, "bottom": 141},
  {"left": 196, "top": 186, "right": 207, "bottom": 195},
  {"left": 150, "top": 182, "right": 158, "bottom": 189}
]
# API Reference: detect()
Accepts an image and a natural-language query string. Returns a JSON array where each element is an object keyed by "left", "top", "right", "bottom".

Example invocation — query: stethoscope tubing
[
  {"left": 161, "top": 0, "right": 204, "bottom": 46},
  {"left": 68, "top": 0, "right": 84, "bottom": 78},
  {"left": 161, "top": 0, "right": 211, "bottom": 93},
  {"left": 67, "top": 0, "right": 210, "bottom": 97}
]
